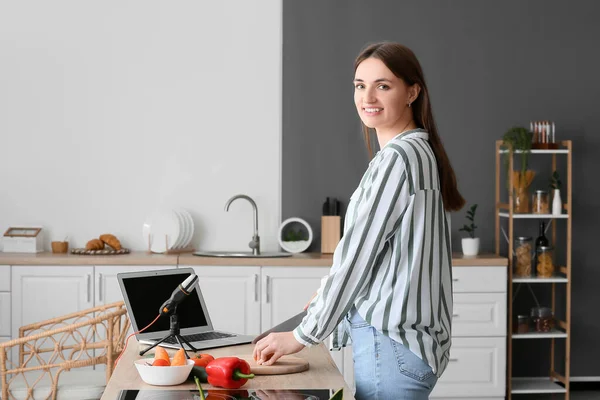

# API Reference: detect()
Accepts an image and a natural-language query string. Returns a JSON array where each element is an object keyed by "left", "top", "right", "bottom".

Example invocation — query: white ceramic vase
[
  {"left": 462, "top": 238, "right": 480, "bottom": 256},
  {"left": 552, "top": 189, "right": 562, "bottom": 216}
]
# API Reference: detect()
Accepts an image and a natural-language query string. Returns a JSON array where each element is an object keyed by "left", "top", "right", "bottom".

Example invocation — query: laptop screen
[{"left": 121, "top": 271, "right": 209, "bottom": 335}]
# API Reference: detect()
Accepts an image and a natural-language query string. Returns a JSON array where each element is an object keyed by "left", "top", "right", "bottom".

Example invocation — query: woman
[{"left": 253, "top": 42, "right": 465, "bottom": 399}]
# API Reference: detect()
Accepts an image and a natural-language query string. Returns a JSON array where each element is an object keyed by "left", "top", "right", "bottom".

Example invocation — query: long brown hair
[{"left": 355, "top": 42, "right": 465, "bottom": 212}]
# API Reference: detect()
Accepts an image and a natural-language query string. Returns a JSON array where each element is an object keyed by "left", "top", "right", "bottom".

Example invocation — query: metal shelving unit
[{"left": 495, "top": 140, "right": 572, "bottom": 399}]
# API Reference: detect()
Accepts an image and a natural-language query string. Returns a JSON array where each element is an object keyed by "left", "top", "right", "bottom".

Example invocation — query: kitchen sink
[{"left": 193, "top": 251, "right": 292, "bottom": 258}]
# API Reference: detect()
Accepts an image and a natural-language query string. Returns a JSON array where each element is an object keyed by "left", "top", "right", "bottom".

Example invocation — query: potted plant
[
  {"left": 549, "top": 170, "right": 562, "bottom": 215},
  {"left": 502, "top": 127, "right": 535, "bottom": 213},
  {"left": 459, "top": 204, "right": 479, "bottom": 256}
]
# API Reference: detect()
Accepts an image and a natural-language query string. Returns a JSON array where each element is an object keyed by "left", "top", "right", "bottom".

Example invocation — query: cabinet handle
[
  {"left": 98, "top": 273, "right": 103, "bottom": 302},
  {"left": 266, "top": 276, "right": 271, "bottom": 303},
  {"left": 86, "top": 274, "right": 91, "bottom": 303},
  {"left": 452, "top": 278, "right": 459, "bottom": 282},
  {"left": 452, "top": 313, "right": 459, "bottom": 318},
  {"left": 449, "top": 358, "right": 458, "bottom": 362},
  {"left": 254, "top": 274, "right": 259, "bottom": 302}
]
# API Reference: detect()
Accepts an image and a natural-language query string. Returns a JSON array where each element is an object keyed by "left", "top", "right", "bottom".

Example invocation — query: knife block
[{"left": 321, "top": 216, "right": 340, "bottom": 254}]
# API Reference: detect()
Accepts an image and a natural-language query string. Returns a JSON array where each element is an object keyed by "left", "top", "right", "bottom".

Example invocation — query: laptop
[{"left": 117, "top": 268, "right": 255, "bottom": 350}]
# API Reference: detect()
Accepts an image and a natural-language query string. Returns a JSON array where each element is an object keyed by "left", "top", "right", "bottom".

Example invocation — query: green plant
[
  {"left": 502, "top": 126, "right": 533, "bottom": 185},
  {"left": 549, "top": 170, "right": 562, "bottom": 190},
  {"left": 459, "top": 204, "right": 478, "bottom": 239},
  {"left": 283, "top": 229, "right": 307, "bottom": 242}
]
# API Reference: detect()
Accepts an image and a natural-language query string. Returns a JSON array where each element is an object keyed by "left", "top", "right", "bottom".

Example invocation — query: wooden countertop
[
  {"left": 0, "top": 251, "right": 507, "bottom": 267},
  {"left": 101, "top": 340, "right": 354, "bottom": 400}
]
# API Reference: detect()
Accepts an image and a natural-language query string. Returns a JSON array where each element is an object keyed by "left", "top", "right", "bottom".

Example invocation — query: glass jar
[
  {"left": 517, "top": 315, "right": 529, "bottom": 334},
  {"left": 536, "top": 246, "right": 554, "bottom": 278},
  {"left": 532, "top": 190, "right": 550, "bottom": 214},
  {"left": 530, "top": 307, "right": 554, "bottom": 332},
  {"left": 514, "top": 237, "right": 533, "bottom": 277}
]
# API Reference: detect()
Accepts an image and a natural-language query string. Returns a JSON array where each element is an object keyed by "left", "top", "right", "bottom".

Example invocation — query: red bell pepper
[{"left": 205, "top": 357, "right": 255, "bottom": 389}]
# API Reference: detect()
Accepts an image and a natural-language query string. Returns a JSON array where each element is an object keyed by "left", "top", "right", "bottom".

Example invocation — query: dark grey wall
[{"left": 282, "top": 0, "right": 600, "bottom": 378}]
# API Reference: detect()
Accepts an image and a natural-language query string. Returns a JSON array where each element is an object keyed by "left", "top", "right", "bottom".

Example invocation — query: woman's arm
[{"left": 294, "top": 149, "right": 410, "bottom": 346}]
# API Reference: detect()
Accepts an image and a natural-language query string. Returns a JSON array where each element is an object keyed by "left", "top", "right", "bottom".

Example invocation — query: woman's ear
[{"left": 409, "top": 84, "right": 421, "bottom": 103}]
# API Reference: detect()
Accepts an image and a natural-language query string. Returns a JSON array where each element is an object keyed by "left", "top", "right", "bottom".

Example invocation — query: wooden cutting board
[{"left": 237, "top": 354, "right": 309, "bottom": 375}]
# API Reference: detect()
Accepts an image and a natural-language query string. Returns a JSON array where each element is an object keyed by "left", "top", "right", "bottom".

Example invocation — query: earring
[{"left": 408, "top": 101, "right": 411, "bottom": 108}]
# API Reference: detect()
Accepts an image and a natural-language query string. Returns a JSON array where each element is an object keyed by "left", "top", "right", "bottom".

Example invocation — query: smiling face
[{"left": 354, "top": 57, "right": 418, "bottom": 139}]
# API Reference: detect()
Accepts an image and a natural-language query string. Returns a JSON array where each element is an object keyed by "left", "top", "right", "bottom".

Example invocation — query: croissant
[
  {"left": 86, "top": 239, "right": 105, "bottom": 250},
  {"left": 99, "top": 234, "right": 122, "bottom": 250}
]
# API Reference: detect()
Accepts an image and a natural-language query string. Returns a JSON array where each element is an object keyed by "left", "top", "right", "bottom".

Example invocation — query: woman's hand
[{"left": 252, "top": 331, "right": 305, "bottom": 366}]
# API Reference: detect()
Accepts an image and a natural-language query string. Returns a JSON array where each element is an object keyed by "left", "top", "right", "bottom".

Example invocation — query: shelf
[
  {"left": 513, "top": 275, "right": 568, "bottom": 283},
  {"left": 511, "top": 377, "right": 566, "bottom": 394},
  {"left": 512, "top": 329, "right": 567, "bottom": 339},
  {"left": 499, "top": 149, "right": 569, "bottom": 154},
  {"left": 499, "top": 212, "right": 568, "bottom": 219}
]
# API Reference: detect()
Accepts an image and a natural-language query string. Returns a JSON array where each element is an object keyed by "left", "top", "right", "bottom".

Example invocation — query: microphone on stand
[
  {"left": 139, "top": 273, "right": 200, "bottom": 356},
  {"left": 159, "top": 274, "right": 198, "bottom": 316}
]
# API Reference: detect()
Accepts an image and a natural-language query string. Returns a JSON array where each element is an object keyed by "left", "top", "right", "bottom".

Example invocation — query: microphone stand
[{"left": 139, "top": 305, "right": 199, "bottom": 356}]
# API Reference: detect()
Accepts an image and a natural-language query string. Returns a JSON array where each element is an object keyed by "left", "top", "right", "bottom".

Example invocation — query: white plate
[
  {"left": 171, "top": 209, "right": 186, "bottom": 249},
  {"left": 176, "top": 208, "right": 194, "bottom": 248},
  {"left": 143, "top": 210, "right": 181, "bottom": 253},
  {"left": 173, "top": 209, "right": 188, "bottom": 249}
]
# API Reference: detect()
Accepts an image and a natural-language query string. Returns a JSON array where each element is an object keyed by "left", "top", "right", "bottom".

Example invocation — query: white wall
[{"left": 0, "top": 1, "right": 282, "bottom": 252}]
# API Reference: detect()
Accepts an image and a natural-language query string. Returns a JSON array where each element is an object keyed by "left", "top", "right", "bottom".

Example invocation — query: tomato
[
  {"left": 152, "top": 358, "right": 170, "bottom": 367},
  {"left": 191, "top": 353, "right": 215, "bottom": 367}
]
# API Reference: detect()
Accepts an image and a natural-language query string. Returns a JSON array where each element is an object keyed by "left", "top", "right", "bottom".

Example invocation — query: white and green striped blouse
[{"left": 293, "top": 129, "right": 453, "bottom": 377}]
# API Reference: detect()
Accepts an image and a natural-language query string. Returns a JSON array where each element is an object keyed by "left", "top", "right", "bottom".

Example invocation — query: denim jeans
[{"left": 349, "top": 307, "right": 438, "bottom": 400}]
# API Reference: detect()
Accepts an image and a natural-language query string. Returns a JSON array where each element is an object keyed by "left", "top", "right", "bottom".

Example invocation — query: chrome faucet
[{"left": 224, "top": 194, "right": 260, "bottom": 255}]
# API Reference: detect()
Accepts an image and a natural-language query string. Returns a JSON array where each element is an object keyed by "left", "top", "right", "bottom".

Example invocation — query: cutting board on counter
[{"left": 238, "top": 355, "right": 309, "bottom": 375}]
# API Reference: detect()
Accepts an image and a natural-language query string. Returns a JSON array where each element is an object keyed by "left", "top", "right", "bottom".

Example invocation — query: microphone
[{"left": 159, "top": 274, "right": 199, "bottom": 316}]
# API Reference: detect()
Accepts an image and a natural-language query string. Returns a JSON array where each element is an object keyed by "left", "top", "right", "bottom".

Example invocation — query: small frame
[{"left": 4, "top": 227, "right": 42, "bottom": 237}]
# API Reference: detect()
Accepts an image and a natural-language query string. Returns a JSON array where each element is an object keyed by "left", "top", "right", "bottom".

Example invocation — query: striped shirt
[{"left": 293, "top": 129, "right": 453, "bottom": 377}]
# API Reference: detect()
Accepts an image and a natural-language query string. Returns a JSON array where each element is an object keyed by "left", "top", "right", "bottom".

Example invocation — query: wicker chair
[{"left": 0, "top": 301, "right": 130, "bottom": 400}]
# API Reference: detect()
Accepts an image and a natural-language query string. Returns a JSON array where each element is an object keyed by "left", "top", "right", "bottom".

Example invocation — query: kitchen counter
[
  {"left": 100, "top": 340, "right": 354, "bottom": 400},
  {"left": 0, "top": 251, "right": 178, "bottom": 265},
  {"left": 0, "top": 251, "right": 507, "bottom": 266}
]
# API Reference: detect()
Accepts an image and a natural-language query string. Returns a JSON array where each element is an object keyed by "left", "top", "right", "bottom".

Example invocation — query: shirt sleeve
[{"left": 294, "top": 149, "right": 410, "bottom": 346}]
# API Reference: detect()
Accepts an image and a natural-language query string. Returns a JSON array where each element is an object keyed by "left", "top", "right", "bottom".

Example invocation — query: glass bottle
[{"left": 534, "top": 222, "right": 549, "bottom": 277}]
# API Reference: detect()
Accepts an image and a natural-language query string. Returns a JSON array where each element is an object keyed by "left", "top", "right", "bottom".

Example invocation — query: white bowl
[{"left": 134, "top": 359, "right": 194, "bottom": 386}]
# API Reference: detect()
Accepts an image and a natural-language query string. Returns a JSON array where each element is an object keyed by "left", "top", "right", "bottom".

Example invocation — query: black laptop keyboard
[{"left": 163, "top": 331, "right": 235, "bottom": 345}]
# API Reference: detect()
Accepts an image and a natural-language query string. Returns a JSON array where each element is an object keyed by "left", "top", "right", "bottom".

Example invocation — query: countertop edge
[{"left": 0, "top": 251, "right": 507, "bottom": 267}]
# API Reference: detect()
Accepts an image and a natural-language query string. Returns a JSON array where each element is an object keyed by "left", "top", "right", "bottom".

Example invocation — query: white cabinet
[
  {"left": 11, "top": 266, "right": 94, "bottom": 338},
  {"left": 0, "top": 265, "right": 10, "bottom": 291},
  {"left": 431, "top": 337, "right": 506, "bottom": 399},
  {"left": 431, "top": 266, "right": 507, "bottom": 399},
  {"left": 260, "top": 266, "right": 328, "bottom": 330},
  {"left": 0, "top": 265, "right": 10, "bottom": 340},
  {"left": 94, "top": 265, "right": 175, "bottom": 306},
  {"left": 0, "top": 293, "right": 10, "bottom": 337},
  {"left": 189, "top": 266, "right": 262, "bottom": 336}
]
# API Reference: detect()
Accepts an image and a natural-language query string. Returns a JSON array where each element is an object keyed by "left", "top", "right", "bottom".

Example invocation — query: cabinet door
[
  {"left": 0, "top": 292, "right": 10, "bottom": 336},
  {"left": 189, "top": 266, "right": 261, "bottom": 336},
  {"left": 452, "top": 293, "right": 507, "bottom": 337},
  {"left": 430, "top": 337, "right": 506, "bottom": 398},
  {"left": 11, "top": 266, "right": 94, "bottom": 367},
  {"left": 11, "top": 266, "right": 94, "bottom": 336},
  {"left": 260, "top": 266, "right": 329, "bottom": 331},
  {"left": 95, "top": 265, "right": 176, "bottom": 306}
]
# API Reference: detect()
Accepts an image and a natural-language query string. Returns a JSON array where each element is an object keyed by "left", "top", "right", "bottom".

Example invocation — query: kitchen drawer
[
  {"left": 0, "top": 266, "right": 9, "bottom": 291},
  {"left": 452, "top": 267, "right": 506, "bottom": 293},
  {"left": 452, "top": 293, "right": 506, "bottom": 337},
  {"left": 431, "top": 337, "right": 506, "bottom": 398},
  {"left": 0, "top": 292, "right": 10, "bottom": 336}
]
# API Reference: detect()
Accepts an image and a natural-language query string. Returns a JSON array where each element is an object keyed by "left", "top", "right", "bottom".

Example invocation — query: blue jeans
[{"left": 349, "top": 307, "right": 438, "bottom": 400}]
